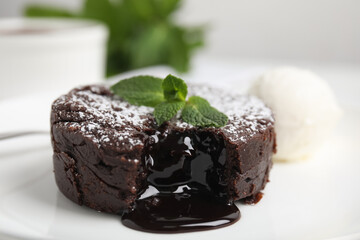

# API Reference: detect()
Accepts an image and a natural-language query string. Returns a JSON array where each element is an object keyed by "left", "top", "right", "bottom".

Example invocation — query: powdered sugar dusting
[
  {"left": 52, "top": 84, "right": 274, "bottom": 150},
  {"left": 172, "top": 85, "right": 274, "bottom": 143},
  {"left": 52, "top": 86, "right": 154, "bottom": 150}
]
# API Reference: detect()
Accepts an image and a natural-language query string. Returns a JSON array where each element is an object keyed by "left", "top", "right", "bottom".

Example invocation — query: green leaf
[
  {"left": 182, "top": 96, "right": 228, "bottom": 127},
  {"left": 82, "top": 0, "right": 114, "bottom": 25},
  {"left": 152, "top": 0, "right": 181, "bottom": 19},
  {"left": 123, "top": 0, "right": 180, "bottom": 21},
  {"left": 162, "top": 74, "right": 187, "bottom": 101},
  {"left": 154, "top": 101, "right": 185, "bottom": 125},
  {"left": 24, "top": 5, "right": 76, "bottom": 18},
  {"left": 110, "top": 75, "right": 164, "bottom": 107},
  {"left": 128, "top": 24, "right": 169, "bottom": 69}
]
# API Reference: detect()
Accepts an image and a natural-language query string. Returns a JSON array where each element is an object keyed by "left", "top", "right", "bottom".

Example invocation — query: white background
[
  {"left": 1, "top": 0, "right": 359, "bottom": 64},
  {"left": 1, "top": 1, "right": 360, "bottom": 239}
]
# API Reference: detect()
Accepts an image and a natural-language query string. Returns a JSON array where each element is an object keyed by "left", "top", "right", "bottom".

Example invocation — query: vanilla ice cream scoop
[{"left": 249, "top": 67, "right": 342, "bottom": 162}]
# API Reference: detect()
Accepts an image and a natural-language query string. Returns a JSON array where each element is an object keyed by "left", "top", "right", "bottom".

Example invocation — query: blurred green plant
[{"left": 24, "top": 0, "right": 204, "bottom": 76}]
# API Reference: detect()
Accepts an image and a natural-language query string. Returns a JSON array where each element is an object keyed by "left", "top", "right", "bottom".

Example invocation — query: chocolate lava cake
[{"left": 51, "top": 84, "right": 276, "bottom": 232}]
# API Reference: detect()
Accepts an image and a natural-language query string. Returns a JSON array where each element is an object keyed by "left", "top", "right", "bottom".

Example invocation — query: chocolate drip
[
  {"left": 122, "top": 193, "right": 240, "bottom": 233},
  {"left": 121, "top": 130, "right": 240, "bottom": 233}
]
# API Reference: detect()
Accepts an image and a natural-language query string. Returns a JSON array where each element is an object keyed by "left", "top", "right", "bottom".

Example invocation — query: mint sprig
[{"left": 111, "top": 74, "right": 229, "bottom": 127}]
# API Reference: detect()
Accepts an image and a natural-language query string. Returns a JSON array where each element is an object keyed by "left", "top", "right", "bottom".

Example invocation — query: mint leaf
[
  {"left": 129, "top": 24, "right": 169, "bottom": 69},
  {"left": 82, "top": 0, "right": 113, "bottom": 23},
  {"left": 156, "top": 0, "right": 181, "bottom": 18},
  {"left": 110, "top": 75, "right": 164, "bottom": 107},
  {"left": 154, "top": 101, "right": 185, "bottom": 125},
  {"left": 162, "top": 74, "right": 187, "bottom": 101},
  {"left": 110, "top": 74, "right": 228, "bottom": 128},
  {"left": 24, "top": 5, "right": 76, "bottom": 17},
  {"left": 182, "top": 96, "right": 228, "bottom": 127}
]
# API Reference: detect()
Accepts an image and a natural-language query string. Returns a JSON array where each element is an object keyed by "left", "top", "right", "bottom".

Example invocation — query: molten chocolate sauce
[
  {"left": 121, "top": 130, "right": 241, "bottom": 233},
  {"left": 122, "top": 192, "right": 240, "bottom": 233}
]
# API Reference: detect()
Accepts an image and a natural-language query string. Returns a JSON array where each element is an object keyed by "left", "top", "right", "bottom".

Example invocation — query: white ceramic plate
[{"left": 1, "top": 63, "right": 359, "bottom": 240}]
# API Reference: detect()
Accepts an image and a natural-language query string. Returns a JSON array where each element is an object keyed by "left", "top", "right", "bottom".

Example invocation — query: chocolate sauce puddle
[
  {"left": 122, "top": 193, "right": 240, "bottom": 233},
  {"left": 121, "top": 130, "right": 241, "bottom": 233}
]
